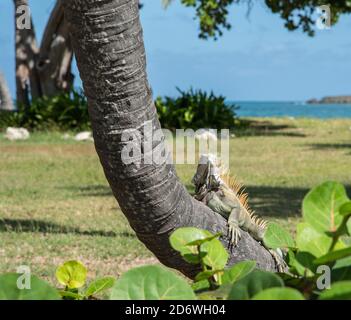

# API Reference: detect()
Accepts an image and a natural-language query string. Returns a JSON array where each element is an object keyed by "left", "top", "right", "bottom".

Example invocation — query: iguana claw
[
  {"left": 228, "top": 221, "right": 241, "bottom": 246},
  {"left": 269, "top": 249, "right": 287, "bottom": 273}
]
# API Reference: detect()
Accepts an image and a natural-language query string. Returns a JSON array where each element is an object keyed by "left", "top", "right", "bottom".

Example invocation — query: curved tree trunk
[
  {"left": 0, "top": 72, "right": 15, "bottom": 111},
  {"left": 63, "top": 0, "right": 277, "bottom": 277}
]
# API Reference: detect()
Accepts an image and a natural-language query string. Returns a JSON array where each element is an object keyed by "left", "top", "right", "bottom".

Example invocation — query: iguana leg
[
  {"left": 228, "top": 207, "right": 243, "bottom": 246},
  {"left": 269, "top": 249, "right": 287, "bottom": 273},
  {"left": 205, "top": 192, "right": 242, "bottom": 245}
]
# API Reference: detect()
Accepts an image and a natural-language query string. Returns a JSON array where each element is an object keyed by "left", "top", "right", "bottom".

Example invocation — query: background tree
[
  {"left": 13, "top": 0, "right": 73, "bottom": 107},
  {"left": 36, "top": 0, "right": 74, "bottom": 97},
  {"left": 164, "top": 0, "right": 351, "bottom": 39},
  {"left": 14, "top": 0, "right": 41, "bottom": 107},
  {"left": 0, "top": 72, "right": 15, "bottom": 110}
]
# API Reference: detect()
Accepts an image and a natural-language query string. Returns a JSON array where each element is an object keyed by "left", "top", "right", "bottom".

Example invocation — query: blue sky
[{"left": 0, "top": 1, "right": 350, "bottom": 101}]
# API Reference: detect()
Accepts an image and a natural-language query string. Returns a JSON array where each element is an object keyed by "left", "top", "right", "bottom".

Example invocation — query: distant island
[{"left": 307, "top": 96, "right": 351, "bottom": 104}]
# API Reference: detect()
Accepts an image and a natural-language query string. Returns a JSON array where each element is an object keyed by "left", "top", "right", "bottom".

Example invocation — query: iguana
[{"left": 192, "top": 154, "right": 286, "bottom": 272}]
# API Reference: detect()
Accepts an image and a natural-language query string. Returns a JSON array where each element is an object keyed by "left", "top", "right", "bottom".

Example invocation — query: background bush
[
  {"left": 0, "top": 88, "right": 238, "bottom": 131},
  {"left": 0, "top": 89, "right": 89, "bottom": 131},
  {"left": 155, "top": 88, "right": 238, "bottom": 130}
]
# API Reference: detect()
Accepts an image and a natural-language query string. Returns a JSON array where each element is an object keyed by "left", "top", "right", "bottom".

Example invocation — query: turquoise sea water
[{"left": 231, "top": 101, "right": 351, "bottom": 119}]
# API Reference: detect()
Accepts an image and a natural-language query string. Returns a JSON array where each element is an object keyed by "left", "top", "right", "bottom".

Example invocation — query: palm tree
[{"left": 62, "top": 0, "right": 277, "bottom": 277}]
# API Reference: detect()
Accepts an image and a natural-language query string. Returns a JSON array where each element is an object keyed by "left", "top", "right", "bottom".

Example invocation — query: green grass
[{"left": 1, "top": 117, "right": 351, "bottom": 283}]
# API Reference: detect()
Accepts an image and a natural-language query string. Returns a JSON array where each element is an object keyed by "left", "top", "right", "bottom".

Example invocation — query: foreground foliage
[{"left": 0, "top": 181, "right": 350, "bottom": 300}]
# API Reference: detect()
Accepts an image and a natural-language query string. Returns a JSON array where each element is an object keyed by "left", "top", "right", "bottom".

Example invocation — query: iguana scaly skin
[{"left": 192, "top": 154, "right": 286, "bottom": 272}]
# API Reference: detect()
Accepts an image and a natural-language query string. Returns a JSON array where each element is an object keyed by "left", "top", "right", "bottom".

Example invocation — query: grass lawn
[{"left": 0, "top": 117, "right": 350, "bottom": 283}]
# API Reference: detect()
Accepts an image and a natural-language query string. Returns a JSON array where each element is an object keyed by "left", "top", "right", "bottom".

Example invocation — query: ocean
[{"left": 230, "top": 101, "right": 351, "bottom": 119}]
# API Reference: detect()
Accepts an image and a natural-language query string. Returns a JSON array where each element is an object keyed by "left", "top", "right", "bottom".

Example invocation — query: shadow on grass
[
  {"left": 308, "top": 143, "right": 351, "bottom": 154},
  {"left": 245, "top": 186, "right": 307, "bottom": 219},
  {"left": 235, "top": 119, "right": 307, "bottom": 138},
  {"left": 60, "top": 184, "right": 113, "bottom": 197},
  {"left": 0, "top": 218, "right": 134, "bottom": 238},
  {"left": 246, "top": 185, "right": 351, "bottom": 219},
  {"left": 60, "top": 183, "right": 351, "bottom": 222}
]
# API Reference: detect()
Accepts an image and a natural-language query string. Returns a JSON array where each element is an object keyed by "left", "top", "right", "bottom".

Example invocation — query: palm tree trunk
[
  {"left": 0, "top": 72, "right": 15, "bottom": 111},
  {"left": 63, "top": 0, "right": 277, "bottom": 277}
]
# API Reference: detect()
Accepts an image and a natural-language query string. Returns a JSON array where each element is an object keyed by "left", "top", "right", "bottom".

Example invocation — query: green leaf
[
  {"left": 263, "top": 222, "right": 295, "bottom": 249},
  {"left": 110, "top": 265, "right": 196, "bottom": 300},
  {"left": 0, "top": 273, "right": 60, "bottom": 300},
  {"left": 197, "top": 284, "right": 232, "bottom": 300},
  {"left": 227, "top": 270, "right": 284, "bottom": 300},
  {"left": 170, "top": 227, "right": 213, "bottom": 264},
  {"left": 192, "top": 279, "right": 210, "bottom": 292},
  {"left": 302, "top": 181, "right": 349, "bottom": 234},
  {"left": 222, "top": 261, "right": 256, "bottom": 285},
  {"left": 314, "top": 247, "right": 351, "bottom": 265},
  {"left": 252, "top": 288, "right": 305, "bottom": 300},
  {"left": 55, "top": 260, "right": 87, "bottom": 289},
  {"left": 296, "top": 223, "right": 344, "bottom": 257},
  {"left": 59, "top": 290, "right": 83, "bottom": 300},
  {"left": 194, "top": 270, "right": 220, "bottom": 282},
  {"left": 319, "top": 281, "right": 351, "bottom": 300},
  {"left": 277, "top": 273, "right": 313, "bottom": 292},
  {"left": 186, "top": 233, "right": 221, "bottom": 246},
  {"left": 340, "top": 202, "right": 351, "bottom": 217},
  {"left": 340, "top": 202, "right": 351, "bottom": 236},
  {"left": 295, "top": 251, "right": 318, "bottom": 274},
  {"left": 332, "top": 256, "right": 351, "bottom": 281},
  {"left": 200, "top": 237, "right": 229, "bottom": 270},
  {"left": 287, "top": 249, "right": 317, "bottom": 276},
  {"left": 85, "top": 277, "right": 115, "bottom": 298}
]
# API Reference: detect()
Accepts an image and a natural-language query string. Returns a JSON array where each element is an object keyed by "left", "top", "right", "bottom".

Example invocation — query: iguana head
[{"left": 192, "top": 154, "right": 223, "bottom": 195}]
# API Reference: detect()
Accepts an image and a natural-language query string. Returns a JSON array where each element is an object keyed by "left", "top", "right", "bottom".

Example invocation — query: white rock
[
  {"left": 62, "top": 133, "right": 71, "bottom": 140},
  {"left": 195, "top": 129, "right": 218, "bottom": 143},
  {"left": 74, "top": 131, "right": 93, "bottom": 142},
  {"left": 5, "top": 127, "right": 30, "bottom": 141}
]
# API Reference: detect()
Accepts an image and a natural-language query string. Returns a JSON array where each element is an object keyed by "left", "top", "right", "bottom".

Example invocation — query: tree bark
[
  {"left": 13, "top": 0, "right": 74, "bottom": 106},
  {"left": 63, "top": 0, "right": 277, "bottom": 277},
  {"left": 0, "top": 72, "right": 15, "bottom": 111},
  {"left": 37, "top": 0, "right": 74, "bottom": 96},
  {"left": 14, "top": 0, "right": 41, "bottom": 107}
]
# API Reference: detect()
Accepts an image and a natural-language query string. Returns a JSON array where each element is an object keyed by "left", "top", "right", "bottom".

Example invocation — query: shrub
[
  {"left": 0, "top": 88, "right": 238, "bottom": 132},
  {"left": 0, "top": 89, "right": 89, "bottom": 131},
  {"left": 155, "top": 88, "right": 238, "bottom": 130},
  {"left": 0, "top": 181, "right": 350, "bottom": 300}
]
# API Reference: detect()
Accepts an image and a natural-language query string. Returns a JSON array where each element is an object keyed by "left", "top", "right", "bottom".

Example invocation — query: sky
[{"left": 0, "top": 1, "right": 350, "bottom": 101}]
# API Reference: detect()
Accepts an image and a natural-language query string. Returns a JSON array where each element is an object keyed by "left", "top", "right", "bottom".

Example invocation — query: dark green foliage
[
  {"left": 155, "top": 88, "right": 238, "bottom": 130},
  {"left": 179, "top": 0, "right": 237, "bottom": 40},
  {"left": 0, "top": 89, "right": 89, "bottom": 131},
  {"left": 1, "top": 88, "right": 237, "bottom": 132},
  {"left": 265, "top": 0, "right": 351, "bottom": 36},
  {"left": 168, "top": 1, "right": 351, "bottom": 39}
]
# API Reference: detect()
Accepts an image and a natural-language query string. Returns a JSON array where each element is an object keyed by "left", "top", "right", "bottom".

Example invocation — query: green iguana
[{"left": 192, "top": 154, "right": 286, "bottom": 272}]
